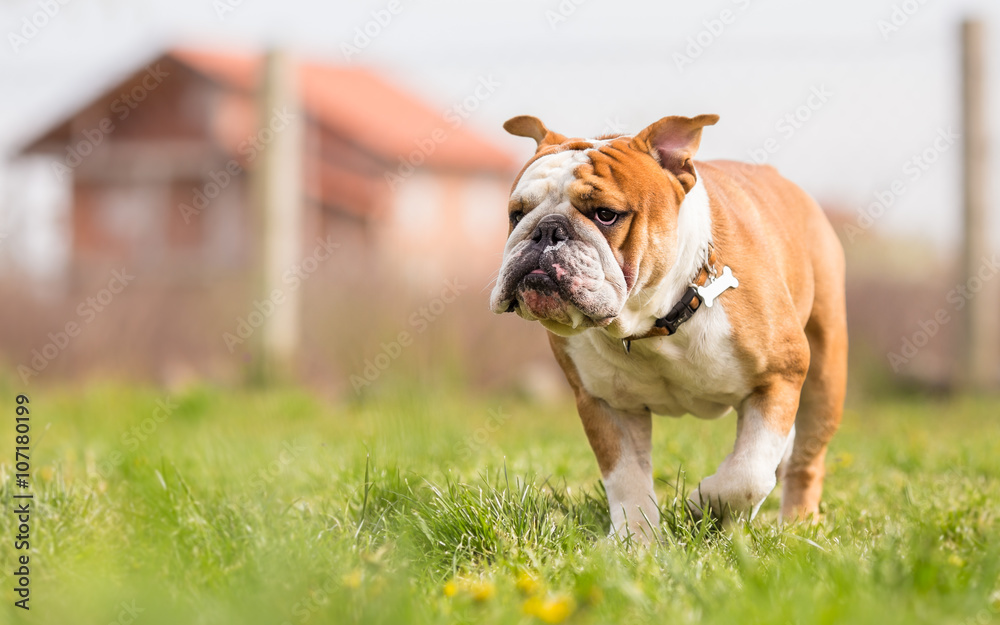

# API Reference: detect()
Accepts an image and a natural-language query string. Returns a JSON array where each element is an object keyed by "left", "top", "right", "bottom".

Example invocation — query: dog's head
[{"left": 489, "top": 114, "right": 719, "bottom": 336}]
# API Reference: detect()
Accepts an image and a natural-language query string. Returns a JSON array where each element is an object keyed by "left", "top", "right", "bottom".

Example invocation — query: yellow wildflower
[
  {"left": 443, "top": 577, "right": 495, "bottom": 601},
  {"left": 341, "top": 569, "right": 362, "bottom": 589},
  {"left": 468, "top": 580, "right": 496, "bottom": 602},
  {"left": 516, "top": 572, "right": 542, "bottom": 596},
  {"left": 523, "top": 593, "right": 576, "bottom": 623}
]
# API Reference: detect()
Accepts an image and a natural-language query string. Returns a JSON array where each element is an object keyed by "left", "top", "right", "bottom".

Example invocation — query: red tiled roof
[{"left": 170, "top": 49, "right": 515, "bottom": 173}]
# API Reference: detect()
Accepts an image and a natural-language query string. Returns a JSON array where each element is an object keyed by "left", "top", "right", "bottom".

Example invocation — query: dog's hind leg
[{"left": 780, "top": 257, "right": 848, "bottom": 521}]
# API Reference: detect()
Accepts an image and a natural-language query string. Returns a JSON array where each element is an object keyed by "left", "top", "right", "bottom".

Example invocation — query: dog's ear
[
  {"left": 503, "top": 115, "right": 568, "bottom": 149},
  {"left": 633, "top": 114, "right": 719, "bottom": 192}
]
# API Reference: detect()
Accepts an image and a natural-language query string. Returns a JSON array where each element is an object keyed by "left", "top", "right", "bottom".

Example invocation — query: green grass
[{"left": 1, "top": 380, "right": 999, "bottom": 624}]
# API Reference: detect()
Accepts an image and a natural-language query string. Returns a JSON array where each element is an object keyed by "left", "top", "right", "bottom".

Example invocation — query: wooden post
[
  {"left": 252, "top": 49, "right": 303, "bottom": 384},
  {"left": 959, "top": 19, "right": 996, "bottom": 391}
]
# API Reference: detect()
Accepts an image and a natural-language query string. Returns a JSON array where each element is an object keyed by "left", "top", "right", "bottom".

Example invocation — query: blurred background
[{"left": 1, "top": 0, "right": 998, "bottom": 398}]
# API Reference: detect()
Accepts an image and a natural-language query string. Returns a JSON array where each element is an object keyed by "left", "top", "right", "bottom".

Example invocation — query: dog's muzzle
[{"left": 491, "top": 213, "right": 625, "bottom": 331}]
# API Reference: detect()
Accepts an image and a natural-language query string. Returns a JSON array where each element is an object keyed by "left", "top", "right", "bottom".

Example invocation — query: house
[
  {"left": 5, "top": 48, "right": 527, "bottom": 385},
  {"left": 18, "top": 48, "right": 516, "bottom": 287}
]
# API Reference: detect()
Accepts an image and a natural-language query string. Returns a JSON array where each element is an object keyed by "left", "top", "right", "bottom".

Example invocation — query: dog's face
[{"left": 489, "top": 114, "right": 719, "bottom": 337}]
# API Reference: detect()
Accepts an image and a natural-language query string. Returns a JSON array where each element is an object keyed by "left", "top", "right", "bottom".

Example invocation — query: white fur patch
[
  {"left": 566, "top": 308, "right": 746, "bottom": 418},
  {"left": 604, "top": 459, "right": 659, "bottom": 542},
  {"left": 776, "top": 424, "right": 796, "bottom": 479},
  {"left": 584, "top": 138, "right": 621, "bottom": 150},
  {"left": 507, "top": 150, "right": 589, "bottom": 235},
  {"left": 693, "top": 415, "right": 792, "bottom": 519},
  {"left": 660, "top": 171, "right": 714, "bottom": 298}
]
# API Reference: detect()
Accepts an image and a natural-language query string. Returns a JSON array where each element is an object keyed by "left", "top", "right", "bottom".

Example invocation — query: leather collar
[{"left": 620, "top": 248, "right": 717, "bottom": 354}]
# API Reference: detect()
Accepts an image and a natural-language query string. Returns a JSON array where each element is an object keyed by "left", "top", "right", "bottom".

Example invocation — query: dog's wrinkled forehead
[
  {"left": 511, "top": 148, "right": 591, "bottom": 208},
  {"left": 510, "top": 137, "right": 626, "bottom": 205}
]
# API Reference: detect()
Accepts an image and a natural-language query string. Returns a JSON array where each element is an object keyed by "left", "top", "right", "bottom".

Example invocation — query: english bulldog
[{"left": 490, "top": 114, "right": 847, "bottom": 541}]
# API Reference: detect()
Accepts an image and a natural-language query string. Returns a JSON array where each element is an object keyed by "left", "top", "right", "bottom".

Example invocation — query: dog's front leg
[
  {"left": 691, "top": 379, "right": 800, "bottom": 522},
  {"left": 575, "top": 394, "right": 658, "bottom": 543}
]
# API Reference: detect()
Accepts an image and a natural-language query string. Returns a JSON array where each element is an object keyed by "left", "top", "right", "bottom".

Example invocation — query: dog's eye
[
  {"left": 594, "top": 208, "right": 618, "bottom": 226},
  {"left": 510, "top": 212, "right": 524, "bottom": 226}
]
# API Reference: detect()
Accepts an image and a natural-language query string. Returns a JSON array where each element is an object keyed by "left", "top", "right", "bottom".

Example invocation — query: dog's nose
[{"left": 531, "top": 215, "right": 571, "bottom": 247}]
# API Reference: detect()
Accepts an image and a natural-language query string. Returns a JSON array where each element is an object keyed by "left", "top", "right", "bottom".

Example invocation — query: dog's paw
[
  {"left": 688, "top": 467, "right": 776, "bottom": 522},
  {"left": 608, "top": 503, "right": 660, "bottom": 546},
  {"left": 609, "top": 518, "right": 659, "bottom": 546}
]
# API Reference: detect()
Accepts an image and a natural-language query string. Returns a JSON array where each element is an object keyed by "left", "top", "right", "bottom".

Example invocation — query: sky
[{"left": 1, "top": 0, "right": 999, "bottom": 271}]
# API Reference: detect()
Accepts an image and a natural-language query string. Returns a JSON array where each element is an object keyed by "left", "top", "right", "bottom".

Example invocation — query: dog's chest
[{"left": 565, "top": 306, "right": 750, "bottom": 418}]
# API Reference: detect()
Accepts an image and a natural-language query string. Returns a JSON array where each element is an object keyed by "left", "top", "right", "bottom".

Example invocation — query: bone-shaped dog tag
[{"left": 696, "top": 266, "right": 738, "bottom": 308}]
